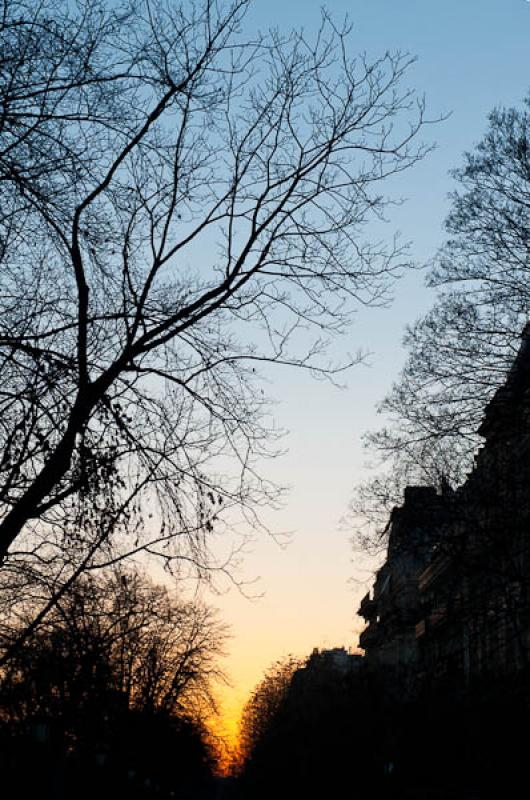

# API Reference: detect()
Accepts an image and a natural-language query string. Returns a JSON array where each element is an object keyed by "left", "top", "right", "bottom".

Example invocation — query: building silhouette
[{"left": 358, "top": 325, "right": 530, "bottom": 685}]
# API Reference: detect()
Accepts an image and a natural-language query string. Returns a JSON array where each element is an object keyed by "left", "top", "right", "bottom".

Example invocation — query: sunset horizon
[{"left": 1, "top": 1, "right": 529, "bottom": 797}]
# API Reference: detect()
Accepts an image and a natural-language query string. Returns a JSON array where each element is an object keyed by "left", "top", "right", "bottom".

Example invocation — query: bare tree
[
  {"left": 0, "top": 567, "right": 225, "bottom": 794},
  {"left": 0, "top": 567, "right": 227, "bottom": 721},
  {"left": 0, "top": 0, "right": 429, "bottom": 616},
  {"left": 350, "top": 95, "right": 530, "bottom": 547}
]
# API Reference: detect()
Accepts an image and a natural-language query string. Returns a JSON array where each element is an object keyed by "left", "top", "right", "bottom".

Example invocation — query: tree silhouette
[
  {"left": 0, "top": 567, "right": 227, "bottom": 714},
  {"left": 236, "top": 651, "right": 396, "bottom": 800},
  {"left": 0, "top": 567, "right": 225, "bottom": 797},
  {"left": 351, "top": 94, "right": 530, "bottom": 546},
  {"left": 237, "top": 655, "right": 300, "bottom": 770},
  {"left": 0, "top": 0, "right": 430, "bottom": 632}
]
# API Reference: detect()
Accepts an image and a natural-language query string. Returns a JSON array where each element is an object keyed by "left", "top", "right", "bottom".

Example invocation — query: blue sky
[{"left": 208, "top": 0, "right": 530, "bottom": 743}]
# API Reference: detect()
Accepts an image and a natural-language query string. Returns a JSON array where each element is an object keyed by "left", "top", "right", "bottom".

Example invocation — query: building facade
[{"left": 358, "top": 326, "right": 530, "bottom": 685}]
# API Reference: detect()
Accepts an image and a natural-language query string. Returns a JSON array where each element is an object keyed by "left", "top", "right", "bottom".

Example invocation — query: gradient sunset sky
[{"left": 207, "top": 0, "right": 530, "bottom": 747}]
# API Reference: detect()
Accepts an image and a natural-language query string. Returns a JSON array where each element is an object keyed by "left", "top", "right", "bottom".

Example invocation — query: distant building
[
  {"left": 358, "top": 325, "right": 530, "bottom": 685},
  {"left": 304, "top": 647, "right": 363, "bottom": 675}
]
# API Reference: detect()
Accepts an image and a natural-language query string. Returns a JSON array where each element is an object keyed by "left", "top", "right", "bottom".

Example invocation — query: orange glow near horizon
[
  {"left": 201, "top": 361, "right": 376, "bottom": 772},
  {"left": 208, "top": 554, "right": 368, "bottom": 770},
  {"left": 198, "top": 0, "right": 530, "bottom": 768}
]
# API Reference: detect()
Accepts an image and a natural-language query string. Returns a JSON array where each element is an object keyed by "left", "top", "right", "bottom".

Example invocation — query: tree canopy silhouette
[
  {"left": 0, "top": 567, "right": 225, "bottom": 797},
  {"left": 237, "top": 655, "right": 300, "bottom": 768},
  {"left": 350, "top": 95, "right": 530, "bottom": 547},
  {"left": 0, "top": 0, "right": 429, "bottom": 629},
  {"left": 0, "top": 567, "right": 227, "bottom": 720}
]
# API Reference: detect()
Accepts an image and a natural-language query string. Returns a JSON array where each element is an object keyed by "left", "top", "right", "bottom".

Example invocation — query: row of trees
[
  {"left": 0, "top": 567, "right": 226, "bottom": 797},
  {"left": 237, "top": 654, "right": 300, "bottom": 770},
  {"left": 235, "top": 652, "right": 530, "bottom": 799}
]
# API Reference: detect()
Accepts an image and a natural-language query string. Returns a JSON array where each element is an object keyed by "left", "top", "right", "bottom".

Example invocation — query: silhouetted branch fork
[{"left": 0, "top": 0, "right": 429, "bottom": 646}]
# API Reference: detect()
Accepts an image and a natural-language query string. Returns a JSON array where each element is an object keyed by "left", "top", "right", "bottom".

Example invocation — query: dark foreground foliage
[
  {"left": 0, "top": 707, "right": 215, "bottom": 800},
  {"left": 0, "top": 569, "right": 224, "bottom": 799},
  {"left": 235, "top": 660, "right": 530, "bottom": 800}
]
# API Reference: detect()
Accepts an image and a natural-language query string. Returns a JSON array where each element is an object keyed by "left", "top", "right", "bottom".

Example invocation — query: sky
[{"left": 207, "top": 0, "right": 530, "bottom": 748}]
